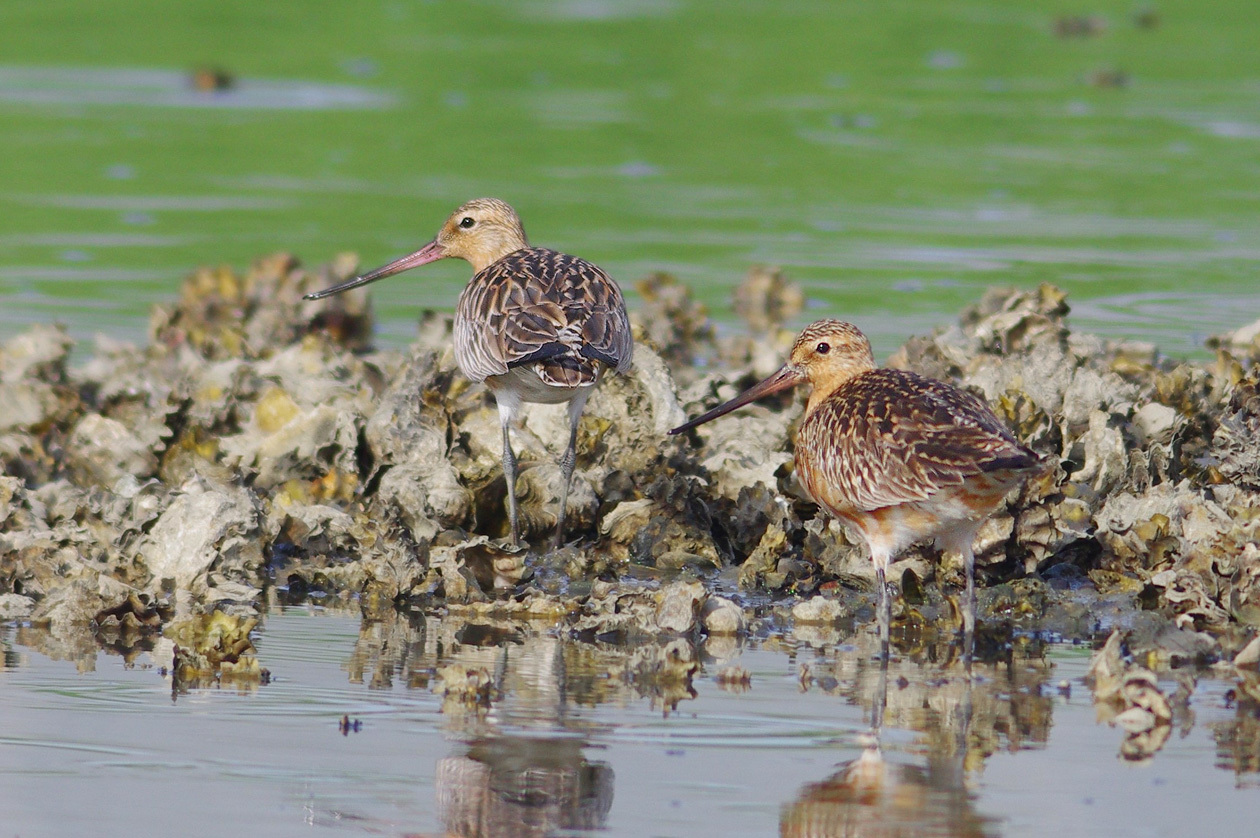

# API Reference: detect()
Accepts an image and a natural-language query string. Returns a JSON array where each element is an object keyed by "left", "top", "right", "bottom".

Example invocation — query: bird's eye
[
  {"left": 816, "top": 342, "right": 831, "bottom": 355},
  {"left": 459, "top": 216, "right": 476, "bottom": 229}
]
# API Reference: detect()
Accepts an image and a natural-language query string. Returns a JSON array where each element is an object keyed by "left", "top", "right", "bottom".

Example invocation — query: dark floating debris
[
  {"left": 189, "top": 66, "right": 235, "bottom": 93},
  {"left": 1054, "top": 15, "right": 1108, "bottom": 39},
  {"left": 1133, "top": 7, "right": 1161, "bottom": 31},
  {"left": 1087, "top": 67, "right": 1131, "bottom": 89}
]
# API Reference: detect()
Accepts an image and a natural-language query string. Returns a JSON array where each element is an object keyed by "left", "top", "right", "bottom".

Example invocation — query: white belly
[{"left": 487, "top": 365, "right": 599, "bottom": 405}]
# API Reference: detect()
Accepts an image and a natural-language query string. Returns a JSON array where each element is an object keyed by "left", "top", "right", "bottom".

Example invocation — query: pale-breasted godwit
[
  {"left": 306, "top": 198, "right": 633, "bottom": 547},
  {"left": 669, "top": 320, "right": 1041, "bottom": 651}
]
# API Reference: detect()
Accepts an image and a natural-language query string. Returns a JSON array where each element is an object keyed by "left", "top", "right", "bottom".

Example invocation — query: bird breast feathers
[{"left": 796, "top": 369, "right": 1030, "bottom": 514}]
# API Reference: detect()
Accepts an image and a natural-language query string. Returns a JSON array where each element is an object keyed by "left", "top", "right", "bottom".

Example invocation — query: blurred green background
[{"left": 1, "top": 0, "right": 1258, "bottom": 355}]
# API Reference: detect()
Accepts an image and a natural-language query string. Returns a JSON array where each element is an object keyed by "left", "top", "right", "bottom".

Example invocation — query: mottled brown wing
[
  {"left": 797, "top": 369, "right": 1038, "bottom": 514},
  {"left": 454, "top": 247, "right": 632, "bottom": 386}
]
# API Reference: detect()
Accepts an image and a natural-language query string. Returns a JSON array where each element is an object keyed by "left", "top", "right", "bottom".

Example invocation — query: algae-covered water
[
  {"left": 2, "top": 1, "right": 1260, "bottom": 355},
  {"left": 1, "top": 609, "right": 1255, "bottom": 837}
]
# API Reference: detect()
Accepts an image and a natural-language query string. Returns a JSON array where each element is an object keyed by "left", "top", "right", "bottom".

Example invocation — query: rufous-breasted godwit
[
  {"left": 306, "top": 198, "right": 633, "bottom": 547},
  {"left": 670, "top": 319, "right": 1041, "bottom": 651}
]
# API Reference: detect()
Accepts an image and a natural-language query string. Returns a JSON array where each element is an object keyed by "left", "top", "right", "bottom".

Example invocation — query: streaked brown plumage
[
  {"left": 307, "top": 198, "right": 632, "bottom": 546},
  {"left": 454, "top": 244, "right": 632, "bottom": 388},
  {"left": 670, "top": 319, "right": 1042, "bottom": 651}
]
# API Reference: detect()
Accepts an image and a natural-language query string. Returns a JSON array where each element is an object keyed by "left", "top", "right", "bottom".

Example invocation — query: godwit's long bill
[
  {"left": 306, "top": 198, "right": 633, "bottom": 547},
  {"left": 670, "top": 320, "right": 1042, "bottom": 653}
]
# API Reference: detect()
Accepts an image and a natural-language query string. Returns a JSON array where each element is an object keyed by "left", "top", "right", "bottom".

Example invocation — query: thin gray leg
[
  {"left": 962, "top": 541, "right": 976, "bottom": 659},
  {"left": 875, "top": 563, "right": 890, "bottom": 660},
  {"left": 553, "top": 389, "right": 592, "bottom": 550},
  {"left": 554, "top": 416, "right": 578, "bottom": 550},
  {"left": 501, "top": 415, "right": 520, "bottom": 547}
]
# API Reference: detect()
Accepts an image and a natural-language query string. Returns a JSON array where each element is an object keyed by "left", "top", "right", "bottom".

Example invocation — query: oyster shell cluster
[{"left": 3, "top": 251, "right": 1260, "bottom": 668}]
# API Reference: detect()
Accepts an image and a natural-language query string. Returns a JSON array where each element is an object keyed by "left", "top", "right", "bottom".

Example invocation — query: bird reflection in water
[
  {"left": 437, "top": 735, "right": 614, "bottom": 838},
  {"left": 783, "top": 639, "right": 1053, "bottom": 837},
  {"left": 340, "top": 612, "right": 621, "bottom": 835},
  {"left": 433, "top": 632, "right": 617, "bottom": 836}
]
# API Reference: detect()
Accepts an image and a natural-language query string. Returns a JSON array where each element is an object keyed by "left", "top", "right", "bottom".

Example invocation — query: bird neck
[
  {"left": 803, "top": 362, "right": 874, "bottom": 416},
  {"left": 463, "top": 232, "right": 529, "bottom": 273}
]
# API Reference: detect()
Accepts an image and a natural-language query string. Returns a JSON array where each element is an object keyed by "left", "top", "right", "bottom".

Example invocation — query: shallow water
[
  {"left": 3, "top": 1, "right": 1260, "bottom": 356},
  {"left": 1, "top": 609, "right": 1255, "bottom": 837}
]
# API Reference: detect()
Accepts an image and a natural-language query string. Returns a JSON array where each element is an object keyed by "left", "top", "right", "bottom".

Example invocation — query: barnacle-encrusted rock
[
  {"left": 366, "top": 347, "right": 472, "bottom": 537},
  {"left": 685, "top": 411, "right": 794, "bottom": 502},
  {"left": 28, "top": 574, "right": 136, "bottom": 629},
  {"left": 512, "top": 463, "right": 599, "bottom": 542},
  {"left": 0, "top": 590, "right": 33, "bottom": 619},
  {"left": 701, "top": 595, "right": 746, "bottom": 635},
  {"left": 167, "top": 610, "right": 268, "bottom": 688},
  {"left": 150, "top": 252, "right": 371, "bottom": 359},
  {"left": 375, "top": 462, "right": 469, "bottom": 544},
  {"left": 8, "top": 250, "right": 1260, "bottom": 666},
  {"left": 570, "top": 582, "right": 660, "bottom": 639},
  {"left": 741, "top": 519, "right": 795, "bottom": 589},
  {"left": 655, "top": 579, "right": 706, "bottom": 633},
  {"left": 137, "top": 479, "right": 263, "bottom": 610},
  {"left": 0, "top": 474, "right": 24, "bottom": 526},
  {"left": 0, "top": 324, "right": 79, "bottom": 435},
  {"left": 443, "top": 341, "right": 691, "bottom": 544},
  {"left": 1095, "top": 482, "right": 1223, "bottom": 570},
  {"left": 1210, "top": 368, "right": 1260, "bottom": 491},
  {"left": 536, "top": 343, "right": 687, "bottom": 481},
  {"left": 600, "top": 493, "right": 721, "bottom": 569},
  {"left": 1236, "top": 635, "right": 1260, "bottom": 667},
  {"left": 427, "top": 536, "right": 526, "bottom": 603},
  {"left": 219, "top": 343, "right": 377, "bottom": 490},
  {"left": 599, "top": 498, "right": 654, "bottom": 558},
  {"left": 65, "top": 414, "right": 160, "bottom": 488},
  {"left": 792, "top": 595, "right": 845, "bottom": 625}
]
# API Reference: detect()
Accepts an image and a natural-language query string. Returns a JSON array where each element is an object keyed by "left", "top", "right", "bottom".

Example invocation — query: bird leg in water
[
  {"left": 940, "top": 529, "right": 979, "bottom": 659},
  {"left": 873, "top": 550, "right": 891, "bottom": 659},
  {"left": 961, "top": 541, "right": 977, "bottom": 661}
]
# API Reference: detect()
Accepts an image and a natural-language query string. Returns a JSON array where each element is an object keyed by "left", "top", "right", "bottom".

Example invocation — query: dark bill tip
[
  {"left": 668, "top": 364, "right": 804, "bottom": 435},
  {"left": 303, "top": 274, "right": 377, "bottom": 300},
  {"left": 303, "top": 239, "right": 446, "bottom": 301}
]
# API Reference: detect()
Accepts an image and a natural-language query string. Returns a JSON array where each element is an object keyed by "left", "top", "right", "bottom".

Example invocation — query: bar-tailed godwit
[
  {"left": 307, "top": 198, "right": 633, "bottom": 547},
  {"left": 670, "top": 320, "right": 1041, "bottom": 651}
]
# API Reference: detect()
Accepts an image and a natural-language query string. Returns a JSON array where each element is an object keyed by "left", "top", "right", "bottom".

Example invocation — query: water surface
[
  {"left": 3, "top": 1, "right": 1260, "bottom": 356},
  {"left": 1, "top": 609, "right": 1255, "bottom": 837}
]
